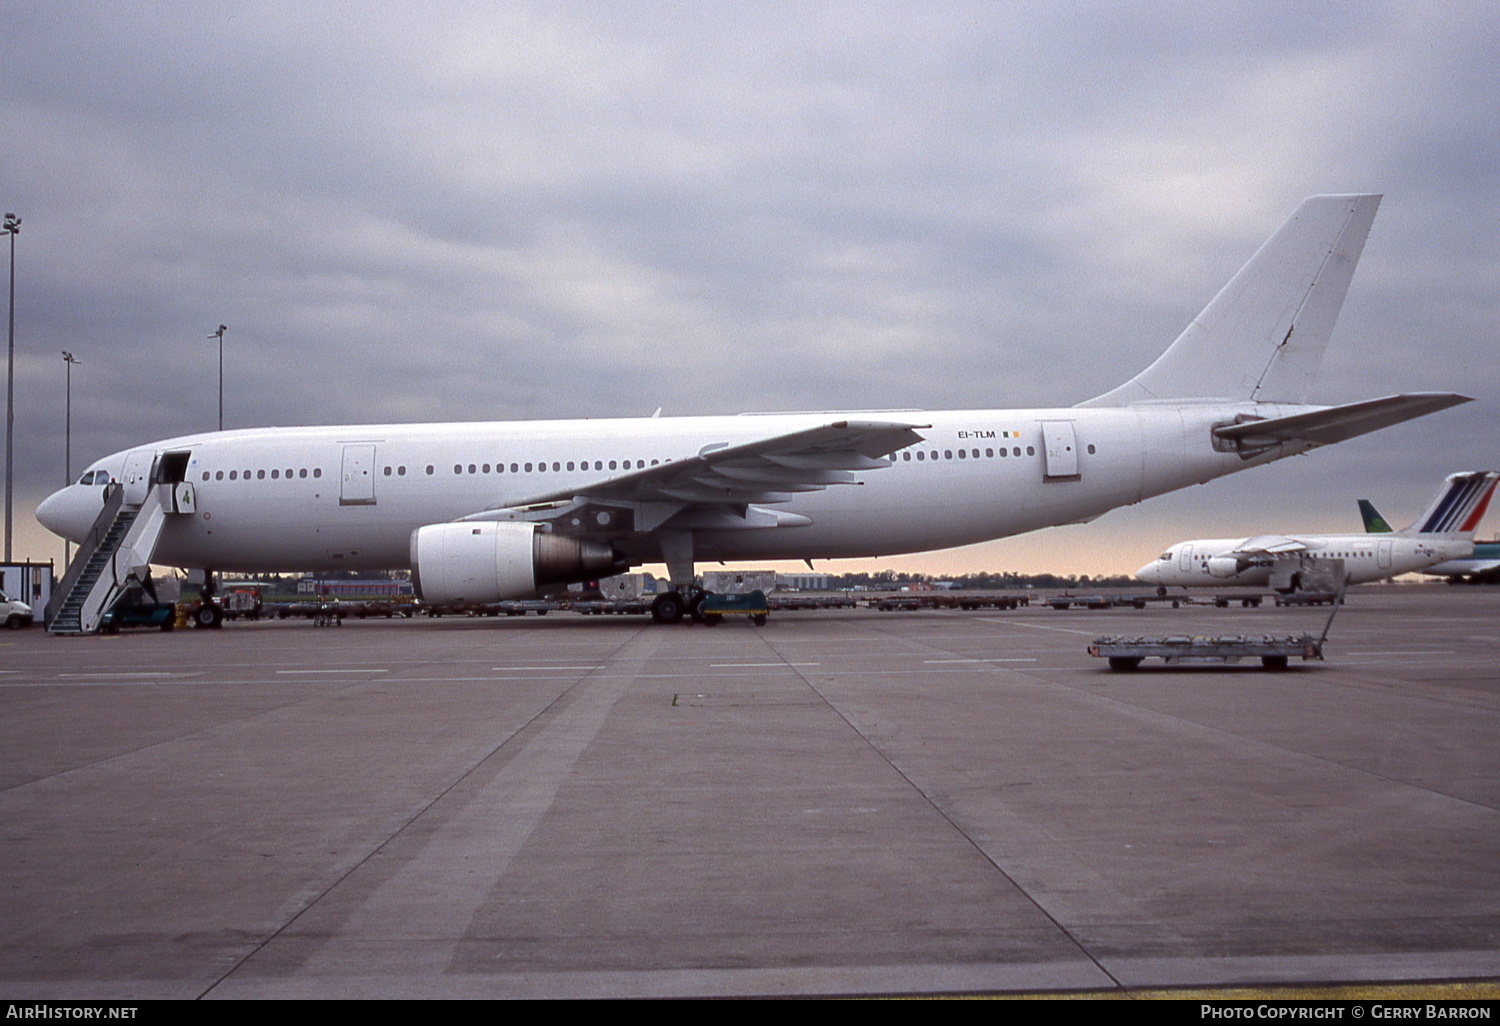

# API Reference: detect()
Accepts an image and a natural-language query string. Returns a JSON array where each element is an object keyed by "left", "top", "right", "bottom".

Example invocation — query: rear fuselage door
[
  {"left": 1378, "top": 540, "right": 1393, "bottom": 570},
  {"left": 340, "top": 444, "right": 377, "bottom": 506}
]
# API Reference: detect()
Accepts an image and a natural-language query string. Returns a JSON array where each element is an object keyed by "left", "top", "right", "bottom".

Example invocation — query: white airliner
[
  {"left": 1135, "top": 471, "right": 1498, "bottom": 590},
  {"left": 1359, "top": 494, "right": 1500, "bottom": 582},
  {"left": 36, "top": 194, "right": 1472, "bottom": 629}
]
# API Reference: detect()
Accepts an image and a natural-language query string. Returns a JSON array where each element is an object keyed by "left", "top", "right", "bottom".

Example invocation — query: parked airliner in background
[
  {"left": 1136, "top": 471, "right": 1498, "bottom": 590},
  {"left": 37, "top": 195, "right": 1473, "bottom": 629},
  {"left": 1360, "top": 492, "right": 1500, "bottom": 582}
]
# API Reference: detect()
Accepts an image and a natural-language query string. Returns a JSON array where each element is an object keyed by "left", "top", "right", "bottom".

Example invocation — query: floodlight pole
[
  {"left": 3, "top": 213, "right": 19, "bottom": 563},
  {"left": 208, "top": 324, "right": 226, "bottom": 431},
  {"left": 62, "top": 351, "right": 80, "bottom": 569}
]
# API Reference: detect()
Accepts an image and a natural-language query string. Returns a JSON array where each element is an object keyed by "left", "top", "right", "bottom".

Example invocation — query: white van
[{"left": 2, "top": 590, "right": 34, "bottom": 629}]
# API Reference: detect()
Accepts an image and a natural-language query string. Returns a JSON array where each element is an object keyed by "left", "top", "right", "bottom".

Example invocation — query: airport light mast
[
  {"left": 62, "top": 351, "right": 79, "bottom": 571},
  {"left": 207, "top": 324, "right": 226, "bottom": 431},
  {"left": 3, "top": 212, "right": 19, "bottom": 562}
]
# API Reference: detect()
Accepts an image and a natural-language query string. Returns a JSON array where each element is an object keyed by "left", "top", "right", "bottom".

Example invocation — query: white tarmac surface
[{"left": 2, "top": 587, "right": 1497, "bottom": 999}]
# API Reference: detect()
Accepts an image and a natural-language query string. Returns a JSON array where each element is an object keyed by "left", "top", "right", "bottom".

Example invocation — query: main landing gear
[
  {"left": 651, "top": 588, "right": 714, "bottom": 625},
  {"left": 651, "top": 588, "right": 768, "bottom": 627}
]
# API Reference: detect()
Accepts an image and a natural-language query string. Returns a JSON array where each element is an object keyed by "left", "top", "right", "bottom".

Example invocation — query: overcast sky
[{"left": 2, "top": 1, "right": 1495, "bottom": 576}]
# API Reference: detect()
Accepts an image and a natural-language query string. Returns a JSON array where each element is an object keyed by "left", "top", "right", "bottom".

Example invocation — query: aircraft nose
[
  {"left": 36, "top": 486, "right": 101, "bottom": 544},
  {"left": 1135, "top": 561, "right": 1160, "bottom": 583}
]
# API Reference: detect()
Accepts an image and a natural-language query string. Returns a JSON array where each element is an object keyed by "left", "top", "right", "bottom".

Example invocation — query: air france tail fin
[
  {"left": 1401, "top": 472, "right": 1500, "bottom": 536},
  {"left": 1082, "top": 194, "right": 1382, "bottom": 407}
]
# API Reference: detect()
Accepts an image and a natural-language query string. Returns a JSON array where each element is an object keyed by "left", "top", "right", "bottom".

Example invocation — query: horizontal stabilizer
[{"left": 1211, "top": 393, "right": 1471, "bottom": 448}]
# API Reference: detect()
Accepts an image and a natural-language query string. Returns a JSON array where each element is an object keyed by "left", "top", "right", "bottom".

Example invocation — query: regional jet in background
[
  {"left": 1136, "top": 471, "right": 1498, "bottom": 591},
  {"left": 37, "top": 194, "right": 1473, "bottom": 632},
  {"left": 1360, "top": 490, "right": 1500, "bottom": 583}
]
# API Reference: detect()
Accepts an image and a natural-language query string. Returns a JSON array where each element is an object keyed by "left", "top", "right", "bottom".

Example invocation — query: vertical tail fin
[
  {"left": 1081, "top": 194, "right": 1382, "bottom": 407},
  {"left": 1403, "top": 472, "right": 1500, "bottom": 536},
  {"left": 1359, "top": 499, "right": 1394, "bottom": 534}
]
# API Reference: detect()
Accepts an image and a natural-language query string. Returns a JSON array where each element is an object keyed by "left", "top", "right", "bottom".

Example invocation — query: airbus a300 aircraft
[
  {"left": 37, "top": 195, "right": 1472, "bottom": 631},
  {"left": 1135, "top": 471, "right": 1498, "bottom": 590}
]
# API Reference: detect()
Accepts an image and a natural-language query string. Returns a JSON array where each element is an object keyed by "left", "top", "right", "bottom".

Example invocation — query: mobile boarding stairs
[{"left": 46, "top": 473, "right": 195, "bottom": 635}]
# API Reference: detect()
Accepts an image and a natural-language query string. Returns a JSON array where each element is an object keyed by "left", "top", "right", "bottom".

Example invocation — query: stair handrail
[{"left": 45, "top": 483, "right": 126, "bottom": 624}]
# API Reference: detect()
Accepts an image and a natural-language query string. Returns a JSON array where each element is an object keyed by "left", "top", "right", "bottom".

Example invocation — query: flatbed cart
[{"left": 1089, "top": 586, "right": 1345, "bottom": 671}]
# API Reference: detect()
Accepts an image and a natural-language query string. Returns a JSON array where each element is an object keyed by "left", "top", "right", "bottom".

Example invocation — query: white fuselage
[
  {"left": 1136, "top": 533, "right": 1471, "bottom": 588},
  {"left": 38, "top": 402, "right": 1312, "bottom": 574}
]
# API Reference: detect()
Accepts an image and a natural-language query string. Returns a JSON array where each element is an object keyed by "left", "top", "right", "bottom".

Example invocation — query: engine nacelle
[
  {"left": 410, "top": 522, "right": 620, "bottom": 606},
  {"left": 1206, "top": 555, "right": 1245, "bottom": 579}
]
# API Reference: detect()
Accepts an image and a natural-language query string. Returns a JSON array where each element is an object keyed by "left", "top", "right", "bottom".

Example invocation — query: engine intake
[{"left": 410, "top": 522, "right": 620, "bottom": 605}]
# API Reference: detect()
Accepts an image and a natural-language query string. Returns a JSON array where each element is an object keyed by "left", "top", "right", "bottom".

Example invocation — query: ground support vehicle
[
  {"left": 1273, "top": 591, "right": 1341, "bottom": 607},
  {"left": 1090, "top": 589, "right": 1344, "bottom": 671},
  {"left": 870, "top": 593, "right": 1029, "bottom": 612},
  {"left": 99, "top": 599, "right": 176, "bottom": 633},
  {"left": 571, "top": 599, "right": 652, "bottom": 616},
  {"left": 768, "top": 594, "right": 857, "bottom": 611},
  {"left": 1047, "top": 594, "right": 1153, "bottom": 610},
  {"left": 2, "top": 591, "right": 33, "bottom": 629},
  {"left": 1089, "top": 634, "right": 1323, "bottom": 671},
  {"left": 698, "top": 589, "right": 769, "bottom": 626}
]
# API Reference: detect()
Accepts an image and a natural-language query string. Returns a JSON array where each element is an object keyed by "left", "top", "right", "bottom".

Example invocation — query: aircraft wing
[
  {"left": 1230, "top": 535, "right": 1309, "bottom": 557},
  {"left": 459, "top": 419, "right": 928, "bottom": 533},
  {"left": 1212, "top": 393, "right": 1471, "bottom": 448}
]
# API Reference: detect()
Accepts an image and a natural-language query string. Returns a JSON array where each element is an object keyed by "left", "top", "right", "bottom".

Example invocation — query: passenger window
[
  {"left": 271, "top": 469, "right": 280, "bottom": 479},
  {"left": 1026, "top": 446, "right": 1035, "bottom": 456},
  {"left": 229, "top": 470, "right": 238, "bottom": 480}
]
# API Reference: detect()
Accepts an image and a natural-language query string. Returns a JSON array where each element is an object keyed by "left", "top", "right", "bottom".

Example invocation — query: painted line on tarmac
[{"left": 923, "top": 658, "right": 1037, "bottom": 663}]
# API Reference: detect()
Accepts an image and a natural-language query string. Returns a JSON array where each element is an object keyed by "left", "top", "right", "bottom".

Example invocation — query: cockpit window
[
  {"left": 77, "top": 470, "right": 105, "bottom": 485},
  {"left": 1158, "top": 552, "right": 1172, "bottom": 561}
]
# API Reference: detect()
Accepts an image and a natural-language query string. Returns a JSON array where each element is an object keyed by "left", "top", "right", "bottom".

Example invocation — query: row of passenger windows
[
  {"left": 381, "top": 457, "right": 671, "bottom": 477},
  {"left": 201, "top": 468, "right": 323, "bottom": 481},
  {"left": 191, "top": 444, "right": 1099, "bottom": 485},
  {"left": 894, "top": 443, "right": 1097, "bottom": 462}
]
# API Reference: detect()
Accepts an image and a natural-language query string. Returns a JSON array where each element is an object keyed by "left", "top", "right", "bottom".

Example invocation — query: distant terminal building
[
  {"left": 296, "top": 578, "right": 413, "bottom": 598},
  {"left": 775, "top": 572, "right": 833, "bottom": 592}
]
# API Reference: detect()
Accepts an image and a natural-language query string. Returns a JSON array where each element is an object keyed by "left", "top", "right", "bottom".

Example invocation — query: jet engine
[
  {"left": 410, "top": 522, "right": 621, "bottom": 606},
  {"left": 1206, "top": 555, "right": 1246, "bottom": 579}
]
